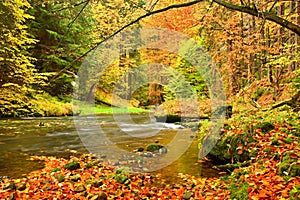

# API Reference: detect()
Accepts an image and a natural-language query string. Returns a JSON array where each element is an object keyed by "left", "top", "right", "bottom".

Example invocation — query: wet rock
[
  {"left": 91, "top": 192, "right": 107, "bottom": 200},
  {"left": 17, "top": 183, "right": 26, "bottom": 191},
  {"left": 158, "top": 147, "right": 168, "bottom": 154},
  {"left": 142, "top": 167, "right": 150, "bottom": 172},
  {"left": 146, "top": 144, "right": 164, "bottom": 152},
  {"left": 51, "top": 167, "right": 62, "bottom": 173},
  {"left": 141, "top": 152, "right": 153, "bottom": 157},
  {"left": 75, "top": 184, "right": 86, "bottom": 192},
  {"left": 64, "top": 160, "right": 80, "bottom": 170},
  {"left": 114, "top": 174, "right": 130, "bottom": 185},
  {"left": 134, "top": 147, "right": 144, "bottom": 152},
  {"left": 100, "top": 155, "right": 107, "bottom": 159},
  {"left": 55, "top": 174, "right": 65, "bottom": 183},
  {"left": 182, "top": 191, "right": 192, "bottom": 199},
  {"left": 5, "top": 182, "right": 16, "bottom": 190},
  {"left": 70, "top": 174, "right": 81, "bottom": 182}
]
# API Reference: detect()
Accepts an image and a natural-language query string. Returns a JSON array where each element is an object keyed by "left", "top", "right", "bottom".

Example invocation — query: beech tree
[
  {"left": 0, "top": 0, "right": 37, "bottom": 116},
  {"left": 52, "top": 0, "right": 300, "bottom": 104}
]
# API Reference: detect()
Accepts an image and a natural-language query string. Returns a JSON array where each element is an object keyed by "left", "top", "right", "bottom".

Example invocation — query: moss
[
  {"left": 55, "top": 174, "right": 65, "bottom": 183},
  {"left": 114, "top": 174, "right": 129, "bottom": 185},
  {"left": 230, "top": 182, "right": 249, "bottom": 199},
  {"left": 290, "top": 185, "right": 300, "bottom": 200},
  {"left": 64, "top": 160, "right": 80, "bottom": 170},
  {"left": 271, "top": 135, "right": 280, "bottom": 145},
  {"left": 85, "top": 161, "right": 99, "bottom": 169},
  {"left": 70, "top": 174, "right": 81, "bottom": 182},
  {"left": 252, "top": 87, "right": 265, "bottom": 101},
  {"left": 51, "top": 168, "right": 61, "bottom": 173},
  {"left": 278, "top": 153, "right": 300, "bottom": 177},
  {"left": 146, "top": 144, "right": 164, "bottom": 152},
  {"left": 208, "top": 131, "right": 255, "bottom": 165},
  {"left": 263, "top": 148, "right": 271, "bottom": 154},
  {"left": 285, "top": 137, "right": 294, "bottom": 144},
  {"left": 254, "top": 122, "right": 275, "bottom": 134}
]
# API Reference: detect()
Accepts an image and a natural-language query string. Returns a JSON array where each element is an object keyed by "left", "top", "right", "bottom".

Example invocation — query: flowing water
[{"left": 0, "top": 113, "right": 220, "bottom": 182}]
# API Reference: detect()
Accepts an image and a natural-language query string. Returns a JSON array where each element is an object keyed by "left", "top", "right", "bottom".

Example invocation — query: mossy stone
[
  {"left": 146, "top": 144, "right": 164, "bottom": 152},
  {"left": 64, "top": 160, "right": 80, "bottom": 170}
]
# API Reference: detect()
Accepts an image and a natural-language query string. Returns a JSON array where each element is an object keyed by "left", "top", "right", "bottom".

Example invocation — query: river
[{"left": 0, "top": 113, "right": 220, "bottom": 183}]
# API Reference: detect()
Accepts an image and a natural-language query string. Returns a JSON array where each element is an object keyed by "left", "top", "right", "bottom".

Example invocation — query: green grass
[{"left": 74, "top": 103, "right": 149, "bottom": 116}]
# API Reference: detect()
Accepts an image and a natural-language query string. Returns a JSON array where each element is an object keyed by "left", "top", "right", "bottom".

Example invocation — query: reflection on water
[{"left": 0, "top": 114, "right": 220, "bottom": 181}]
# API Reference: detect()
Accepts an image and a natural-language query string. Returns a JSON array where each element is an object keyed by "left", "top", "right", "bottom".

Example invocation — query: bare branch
[
  {"left": 213, "top": 0, "right": 300, "bottom": 35},
  {"left": 67, "top": 0, "right": 91, "bottom": 29},
  {"left": 54, "top": 0, "right": 90, "bottom": 12}
]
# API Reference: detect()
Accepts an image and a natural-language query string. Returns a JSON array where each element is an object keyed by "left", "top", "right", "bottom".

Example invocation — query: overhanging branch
[
  {"left": 83, "top": 0, "right": 300, "bottom": 60},
  {"left": 52, "top": 0, "right": 300, "bottom": 81},
  {"left": 214, "top": 0, "right": 300, "bottom": 36}
]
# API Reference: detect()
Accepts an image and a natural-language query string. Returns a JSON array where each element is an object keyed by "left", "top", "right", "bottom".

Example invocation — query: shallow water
[{"left": 0, "top": 113, "right": 220, "bottom": 181}]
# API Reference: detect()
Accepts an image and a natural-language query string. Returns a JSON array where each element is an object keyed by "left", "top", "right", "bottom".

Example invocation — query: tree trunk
[
  {"left": 296, "top": 1, "right": 300, "bottom": 70},
  {"left": 266, "top": 27, "right": 273, "bottom": 84},
  {"left": 288, "top": 1, "right": 296, "bottom": 72}
]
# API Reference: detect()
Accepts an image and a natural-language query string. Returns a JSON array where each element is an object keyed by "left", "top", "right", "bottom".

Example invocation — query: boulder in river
[
  {"left": 146, "top": 143, "right": 164, "bottom": 152},
  {"left": 133, "top": 147, "right": 144, "bottom": 152},
  {"left": 64, "top": 160, "right": 80, "bottom": 170}
]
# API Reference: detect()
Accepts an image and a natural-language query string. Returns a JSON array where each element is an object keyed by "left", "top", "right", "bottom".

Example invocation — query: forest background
[
  {"left": 1, "top": 0, "right": 299, "bottom": 117},
  {"left": 1, "top": 0, "right": 300, "bottom": 199}
]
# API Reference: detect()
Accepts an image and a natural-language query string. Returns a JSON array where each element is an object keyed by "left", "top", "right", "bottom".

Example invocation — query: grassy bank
[{"left": 73, "top": 102, "right": 149, "bottom": 116}]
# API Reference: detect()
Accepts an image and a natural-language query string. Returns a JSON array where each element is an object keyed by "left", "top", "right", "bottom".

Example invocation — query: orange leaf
[
  {"left": 237, "top": 150, "right": 243, "bottom": 155},
  {"left": 258, "top": 189, "right": 268, "bottom": 198}
]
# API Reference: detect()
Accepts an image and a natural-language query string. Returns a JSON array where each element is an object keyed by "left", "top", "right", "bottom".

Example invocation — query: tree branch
[
  {"left": 51, "top": 0, "right": 300, "bottom": 82},
  {"left": 213, "top": 0, "right": 300, "bottom": 36},
  {"left": 54, "top": 0, "right": 90, "bottom": 12},
  {"left": 67, "top": 0, "right": 91, "bottom": 29},
  {"left": 89, "top": 0, "right": 300, "bottom": 57},
  {"left": 56, "top": 0, "right": 204, "bottom": 72}
]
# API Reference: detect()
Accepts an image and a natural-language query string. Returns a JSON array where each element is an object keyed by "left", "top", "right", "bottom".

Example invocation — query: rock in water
[
  {"left": 146, "top": 144, "right": 164, "bottom": 152},
  {"left": 64, "top": 160, "right": 80, "bottom": 170}
]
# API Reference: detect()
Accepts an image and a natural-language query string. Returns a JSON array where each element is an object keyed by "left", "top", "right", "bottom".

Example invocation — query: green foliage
[
  {"left": 221, "top": 170, "right": 249, "bottom": 199},
  {"left": 28, "top": 0, "right": 96, "bottom": 97},
  {"left": 0, "top": 0, "right": 41, "bottom": 117},
  {"left": 28, "top": 93, "right": 73, "bottom": 117},
  {"left": 291, "top": 69, "right": 300, "bottom": 90},
  {"left": 167, "top": 58, "right": 208, "bottom": 99},
  {"left": 74, "top": 102, "right": 148, "bottom": 116}
]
